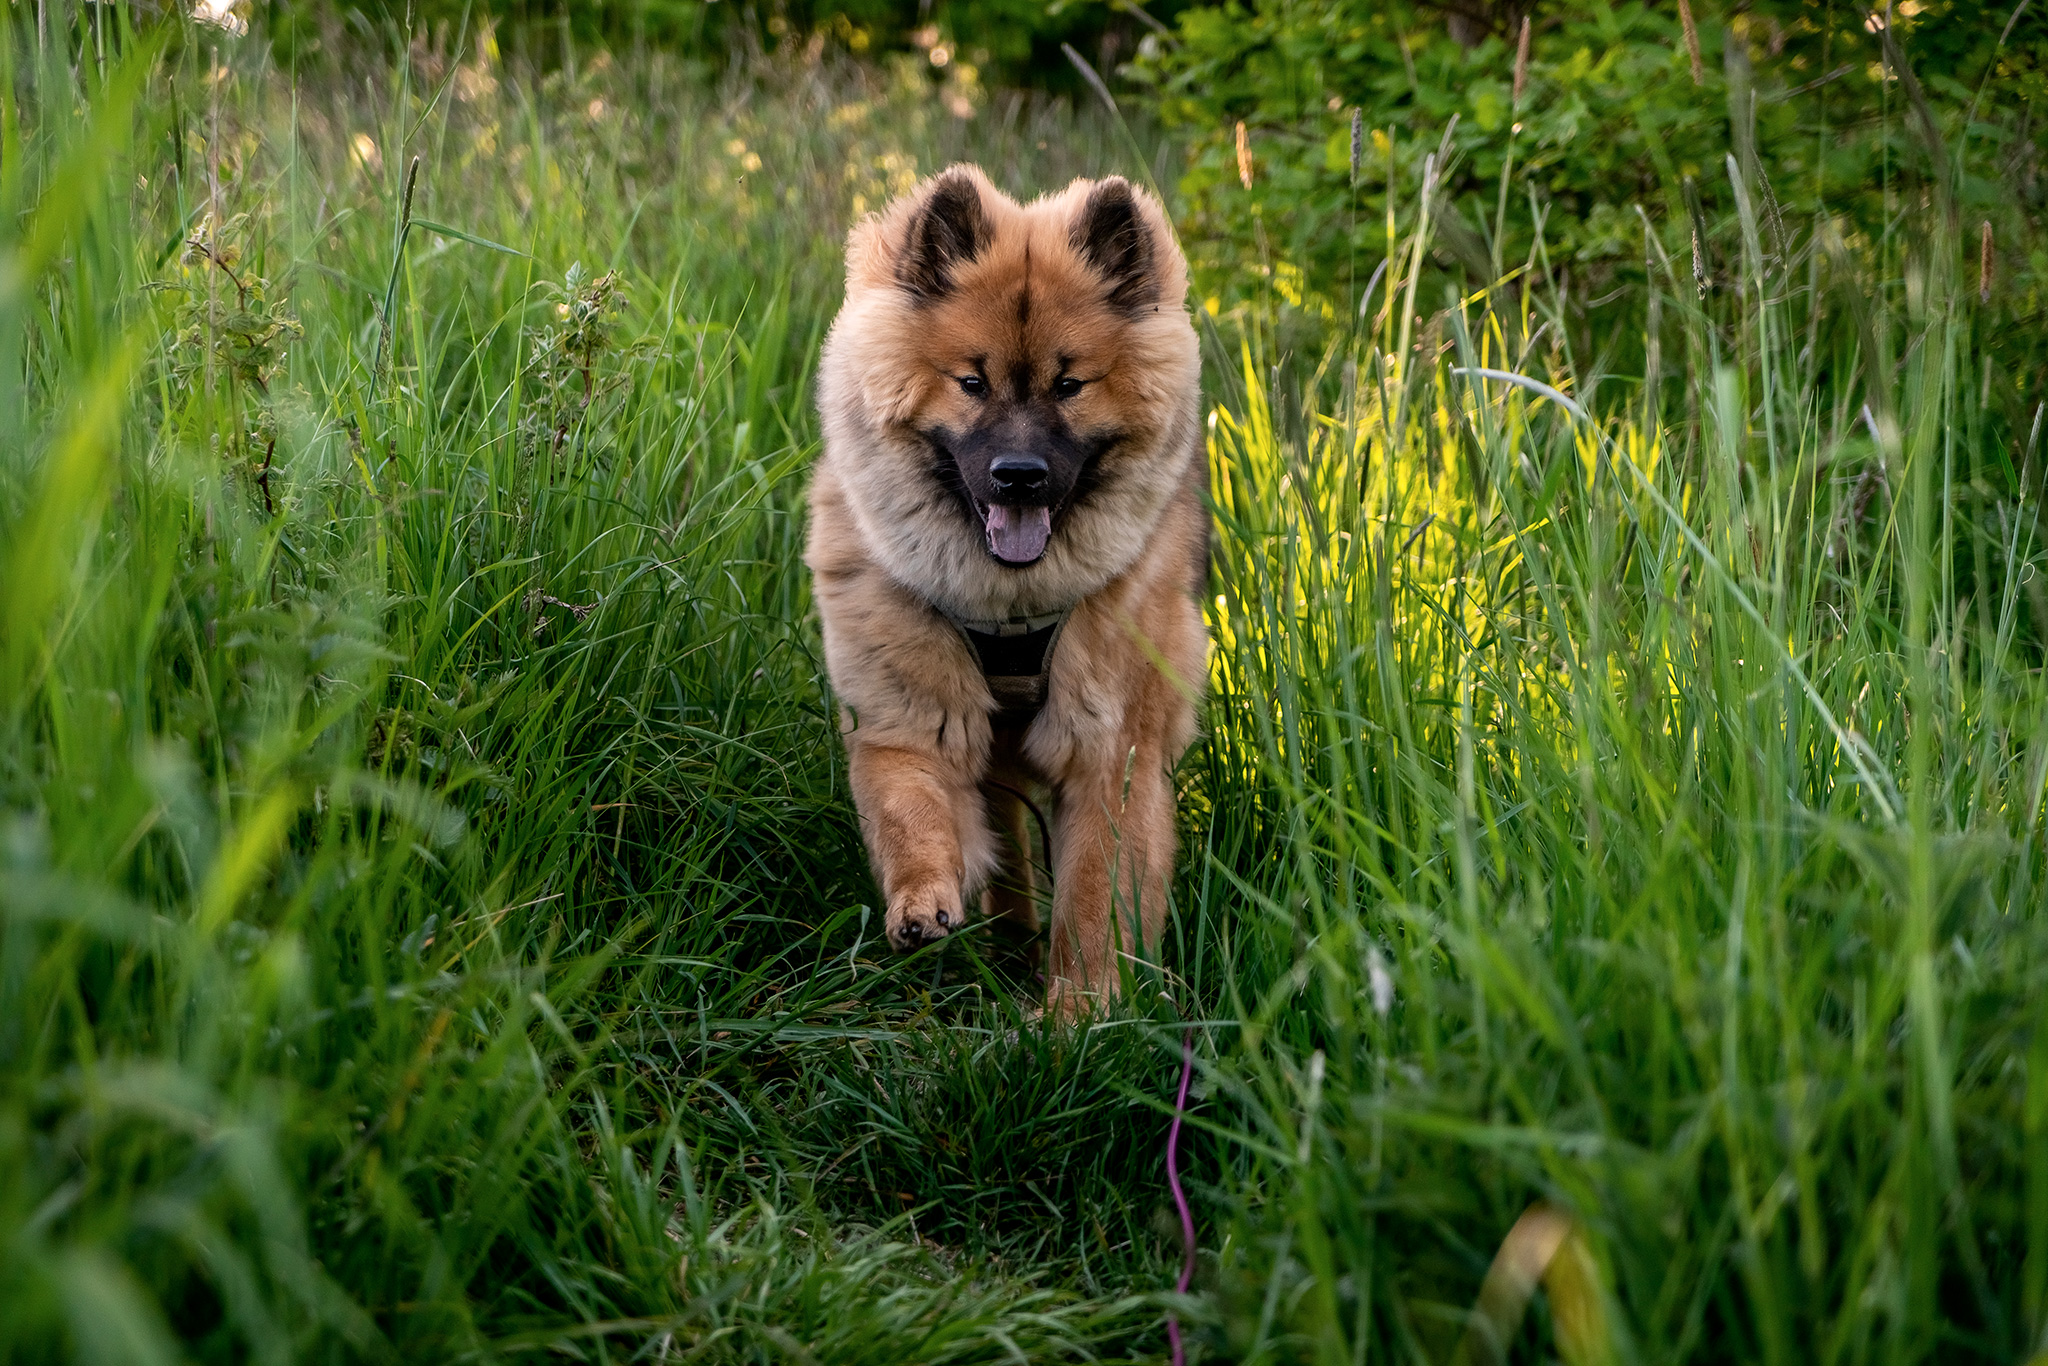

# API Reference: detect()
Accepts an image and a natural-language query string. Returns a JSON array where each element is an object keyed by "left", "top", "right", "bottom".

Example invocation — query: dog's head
[{"left": 823, "top": 166, "right": 1199, "bottom": 609}]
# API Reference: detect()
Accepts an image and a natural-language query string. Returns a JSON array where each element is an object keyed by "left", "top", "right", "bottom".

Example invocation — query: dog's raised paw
[{"left": 886, "top": 885, "right": 960, "bottom": 951}]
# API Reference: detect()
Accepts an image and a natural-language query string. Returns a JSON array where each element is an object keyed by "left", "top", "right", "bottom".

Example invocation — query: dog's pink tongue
[{"left": 985, "top": 504, "right": 1052, "bottom": 564}]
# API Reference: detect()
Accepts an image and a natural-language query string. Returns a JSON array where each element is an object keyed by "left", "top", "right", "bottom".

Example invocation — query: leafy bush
[{"left": 1130, "top": 1, "right": 2047, "bottom": 375}]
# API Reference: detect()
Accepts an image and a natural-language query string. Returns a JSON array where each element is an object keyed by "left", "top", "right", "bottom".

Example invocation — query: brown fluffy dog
[{"left": 807, "top": 164, "right": 1207, "bottom": 1015}]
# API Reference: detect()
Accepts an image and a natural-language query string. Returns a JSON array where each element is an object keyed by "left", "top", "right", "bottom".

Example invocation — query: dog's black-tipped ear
[
  {"left": 1071, "top": 177, "right": 1155, "bottom": 312},
  {"left": 900, "top": 169, "right": 990, "bottom": 301}
]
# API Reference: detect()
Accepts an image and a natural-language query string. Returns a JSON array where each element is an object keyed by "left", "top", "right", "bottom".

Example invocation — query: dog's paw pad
[{"left": 885, "top": 890, "right": 959, "bottom": 951}]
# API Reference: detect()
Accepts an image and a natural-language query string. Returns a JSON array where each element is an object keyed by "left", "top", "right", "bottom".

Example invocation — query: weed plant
[{"left": 1, "top": 7, "right": 2045, "bottom": 1365}]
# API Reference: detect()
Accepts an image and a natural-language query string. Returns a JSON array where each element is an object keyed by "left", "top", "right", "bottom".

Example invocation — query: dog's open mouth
[{"left": 983, "top": 503, "right": 1052, "bottom": 566}]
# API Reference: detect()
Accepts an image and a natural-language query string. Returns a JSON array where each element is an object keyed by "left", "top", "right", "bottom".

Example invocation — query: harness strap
[{"left": 940, "top": 607, "right": 1071, "bottom": 721}]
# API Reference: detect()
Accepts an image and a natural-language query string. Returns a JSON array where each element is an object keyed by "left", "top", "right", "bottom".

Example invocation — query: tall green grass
[
  {"left": 1, "top": 14, "right": 1178, "bottom": 1360},
  {"left": 1192, "top": 124, "right": 2048, "bottom": 1364},
  {"left": 2, "top": 7, "right": 2044, "bottom": 1364}
]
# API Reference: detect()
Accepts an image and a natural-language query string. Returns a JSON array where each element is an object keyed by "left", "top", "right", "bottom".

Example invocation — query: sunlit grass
[{"left": 1193, "top": 103, "right": 2047, "bottom": 1361}]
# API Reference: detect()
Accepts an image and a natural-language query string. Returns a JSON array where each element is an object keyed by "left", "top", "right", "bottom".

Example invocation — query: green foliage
[
  {"left": 155, "top": 216, "right": 304, "bottom": 512},
  {"left": 260, "top": 0, "right": 1183, "bottom": 92},
  {"left": 166, "top": 218, "right": 304, "bottom": 395},
  {"left": 520, "top": 263, "right": 646, "bottom": 463},
  {"left": 1130, "top": 0, "right": 2048, "bottom": 383}
]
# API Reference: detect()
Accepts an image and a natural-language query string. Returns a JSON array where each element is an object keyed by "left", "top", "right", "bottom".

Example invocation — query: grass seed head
[
  {"left": 1235, "top": 120, "right": 1253, "bottom": 189},
  {"left": 1678, "top": 0, "right": 1704, "bottom": 84},
  {"left": 1513, "top": 16, "right": 1531, "bottom": 107}
]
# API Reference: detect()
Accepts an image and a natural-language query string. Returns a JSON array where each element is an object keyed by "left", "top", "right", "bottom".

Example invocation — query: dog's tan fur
[{"left": 806, "top": 165, "right": 1207, "bottom": 1014}]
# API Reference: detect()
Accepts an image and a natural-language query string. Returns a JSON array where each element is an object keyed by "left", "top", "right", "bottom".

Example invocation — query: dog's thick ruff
[{"left": 806, "top": 165, "right": 1208, "bottom": 1014}]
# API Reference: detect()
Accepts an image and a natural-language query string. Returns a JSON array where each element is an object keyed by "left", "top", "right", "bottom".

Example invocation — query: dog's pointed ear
[
  {"left": 1070, "top": 176, "right": 1156, "bottom": 312},
  {"left": 900, "top": 168, "right": 990, "bottom": 301}
]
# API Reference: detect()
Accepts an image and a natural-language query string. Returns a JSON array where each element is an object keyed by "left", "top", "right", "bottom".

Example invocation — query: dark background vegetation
[{"left": 267, "top": 0, "right": 2048, "bottom": 430}]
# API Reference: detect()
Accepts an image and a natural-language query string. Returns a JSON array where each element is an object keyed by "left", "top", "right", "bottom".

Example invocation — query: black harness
[{"left": 943, "top": 607, "right": 1071, "bottom": 721}]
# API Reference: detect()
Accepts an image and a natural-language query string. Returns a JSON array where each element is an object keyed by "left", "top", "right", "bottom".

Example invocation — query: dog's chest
[{"left": 949, "top": 610, "right": 1069, "bottom": 723}]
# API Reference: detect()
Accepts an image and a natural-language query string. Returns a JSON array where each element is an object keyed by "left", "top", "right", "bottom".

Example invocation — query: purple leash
[{"left": 1165, "top": 1025, "right": 1196, "bottom": 1366}]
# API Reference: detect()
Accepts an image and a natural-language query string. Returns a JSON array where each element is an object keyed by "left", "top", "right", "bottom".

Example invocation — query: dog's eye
[
  {"left": 957, "top": 375, "right": 988, "bottom": 398},
  {"left": 1054, "top": 376, "right": 1085, "bottom": 400}
]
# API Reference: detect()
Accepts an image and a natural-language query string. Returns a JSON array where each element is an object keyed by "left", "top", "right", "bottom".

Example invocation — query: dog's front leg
[
  {"left": 847, "top": 738, "right": 992, "bottom": 950},
  {"left": 809, "top": 534, "right": 996, "bottom": 956},
  {"left": 1045, "top": 736, "right": 1176, "bottom": 1014}
]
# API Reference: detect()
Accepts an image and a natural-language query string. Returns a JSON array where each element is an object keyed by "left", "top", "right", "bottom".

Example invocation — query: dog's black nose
[{"left": 988, "top": 455, "right": 1048, "bottom": 495}]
